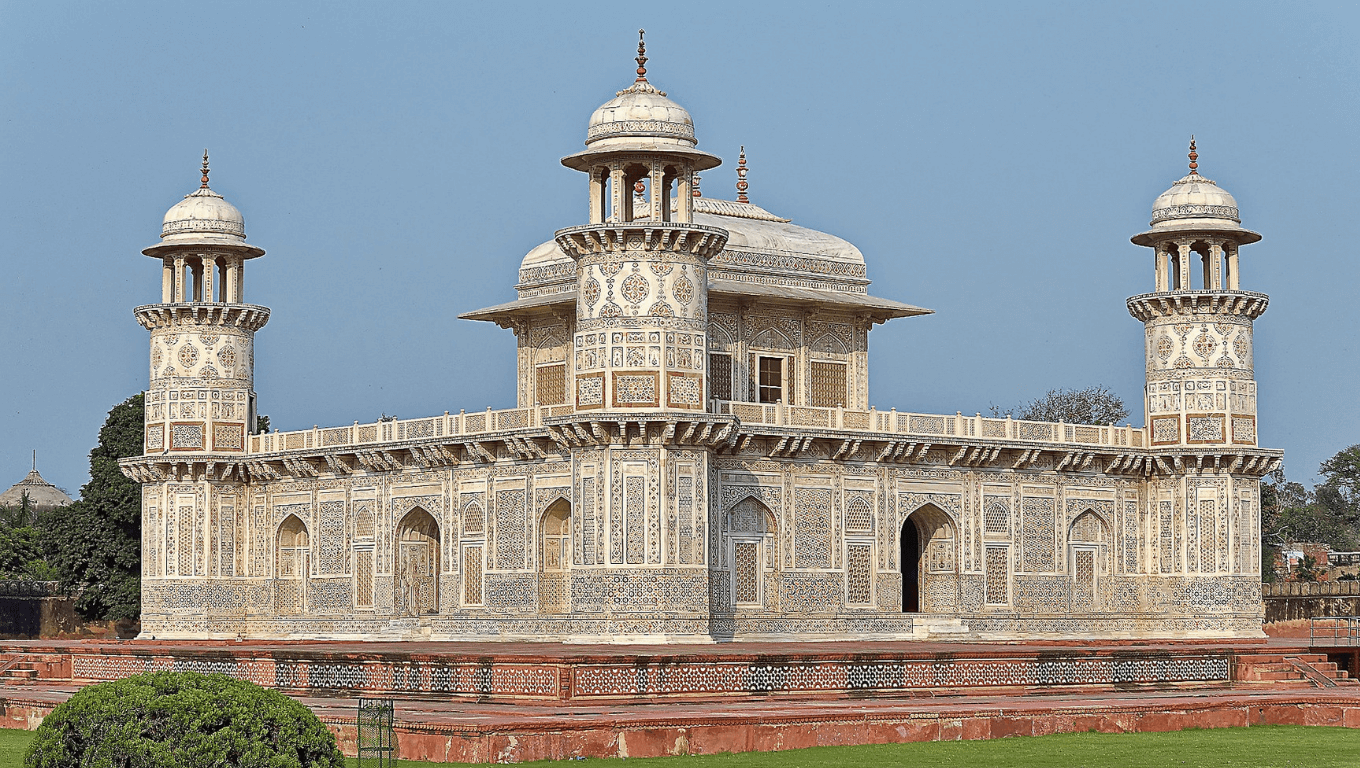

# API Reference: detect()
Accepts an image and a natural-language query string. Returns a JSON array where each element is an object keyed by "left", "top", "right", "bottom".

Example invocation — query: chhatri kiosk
[{"left": 121, "top": 37, "right": 1279, "bottom": 642}]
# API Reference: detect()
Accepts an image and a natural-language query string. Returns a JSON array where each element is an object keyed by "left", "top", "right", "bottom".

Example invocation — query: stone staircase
[
  {"left": 0, "top": 653, "right": 66, "bottom": 684},
  {"left": 1236, "top": 652, "right": 1359, "bottom": 688}
]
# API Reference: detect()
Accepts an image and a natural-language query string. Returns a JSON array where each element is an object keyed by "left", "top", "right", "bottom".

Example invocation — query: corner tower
[
  {"left": 1128, "top": 140, "right": 1267, "bottom": 450},
  {"left": 553, "top": 32, "right": 728, "bottom": 413},
  {"left": 137, "top": 154, "right": 269, "bottom": 456}
]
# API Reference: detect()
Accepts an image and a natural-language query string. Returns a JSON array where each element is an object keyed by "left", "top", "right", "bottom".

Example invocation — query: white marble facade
[{"left": 122, "top": 52, "right": 1280, "bottom": 642}]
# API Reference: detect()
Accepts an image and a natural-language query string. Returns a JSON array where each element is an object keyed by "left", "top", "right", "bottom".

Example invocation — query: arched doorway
[
  {"left": 276, "top": 515, "right": 309, "bottom": 615},
  {"left": 900, "top": 518, "right": 921, "bottom": 612},
  {"left": 727, "top": 497, "right": 776, "bottom": 608},
  {"left": 396, "top": 507, "right": 440, "bottom": 616},
  {"left": 900, "top": 504, "right": 955, "bottom": 613},
  {"left": 1068, "top": 510, "right": 1110, "bottom": 613},
  {"left": 539, "top": 499, "right": 571, "bottom": 613}
]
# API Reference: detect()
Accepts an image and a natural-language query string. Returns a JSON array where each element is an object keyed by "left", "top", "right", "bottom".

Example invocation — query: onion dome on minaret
[
  {"left": 561, "top": 31, "right": 721, "bottom": 173},
  {"left": 1131, "top": 137, "right": 1260, "bottom": 247},
  {"left": 144, "top": 152, "right": 263, "bottom": 260}
]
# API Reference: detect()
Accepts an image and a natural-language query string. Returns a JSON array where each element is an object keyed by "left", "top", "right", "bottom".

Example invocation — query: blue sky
[{"left": 1, "top": 1, "right": 1356, "bottom": 495}]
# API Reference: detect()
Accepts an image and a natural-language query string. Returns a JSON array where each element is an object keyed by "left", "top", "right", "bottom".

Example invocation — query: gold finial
[
  {"left": 1188, "top": 135, "right": 1198, "bottom": 175},
  {"left": 692, "top": 172, "right": 702, "bottom": 198},
  {"left": 736, "top": 146, "right": 749, "bottom": 203},
  {"left": 635, "top": 29, "right": 648, "bottom": 82},
  {"left": 200, "top": 150, "right": 211, "bottom": 189}
]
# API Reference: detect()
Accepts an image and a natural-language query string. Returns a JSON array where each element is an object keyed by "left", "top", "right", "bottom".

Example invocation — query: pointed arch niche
[
  {"left": 727, "top": 496, "right": 777, "bottom": 609},
  {"left": 539, "top": 498, "right": 571, "bottom": 613},
  {"left": 1068, "top": 509, "right": 1111, "bottom": 613},
  {"left": 276, "top": 515, "right": 309, "bottom": 616},
  {"left": 396, "top": 507, "right": 440, "bottom": 616},
  {"left": 900, "top": 504, "right": 956, "bottom": 613}
]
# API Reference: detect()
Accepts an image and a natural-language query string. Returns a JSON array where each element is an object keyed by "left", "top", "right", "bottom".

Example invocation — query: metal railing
[{"left": 1310, "top": 616, "right": 1360, "bottom": 646}]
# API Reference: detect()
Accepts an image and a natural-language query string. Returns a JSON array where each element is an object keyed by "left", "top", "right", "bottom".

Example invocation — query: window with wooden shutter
[
  {"left": 536, "top": 363, "right": 566, "bottom": 405},
  {"left": 809, "top": 361, "right": 847, "bottom": 408},
  {"left": 708, "top": 353, "right": 732, "bottom": 401}
]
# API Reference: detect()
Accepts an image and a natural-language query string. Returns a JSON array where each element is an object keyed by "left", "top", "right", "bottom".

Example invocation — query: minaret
[
  {"left": 136, "top": 153, "right": 269, "bottom": 456},
  {"left": 554, "top": 31, "right": 728, "bottom": 412},
  {"left": 1128, "top": 139, "right": 1268, "bottom": 449}
]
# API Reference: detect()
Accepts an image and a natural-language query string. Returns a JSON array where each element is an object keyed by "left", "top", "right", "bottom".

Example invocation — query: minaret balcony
[
  {"left": 1126, "top": 290, "right": 1268, "bottom": 322},
  {"left": 554, "top": 222, "right": 728, "bottom": 262},
  {"left": 134, "top": 303, "right": 271, "bottom": 332}
]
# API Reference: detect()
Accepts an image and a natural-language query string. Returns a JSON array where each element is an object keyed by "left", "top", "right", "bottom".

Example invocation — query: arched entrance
[
  {"left": 396, "top": 507, "right": 440, "bottom": 616},
  {"left": 900, "top": 504, "right": 955, "bottom": 613},
  {"left": 539, "top": 498, "right": 571, "bottom": 613},
  {"left": 727, "top": 497, "right": 776, "bottom": 608},
  {"left": 1068, "top": 510, "right": 1110, "bottom": 612},
  {"left": 276, "top": 515, "right": 309, "bottom": 615}
]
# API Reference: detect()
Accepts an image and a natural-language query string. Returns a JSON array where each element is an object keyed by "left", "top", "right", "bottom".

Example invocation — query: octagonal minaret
[
  {"left": 1128, "top": 139, "right": 1268, "bottom": 449},
  {"left": 137, "top": 153, "right": 269, "bottom": 456},
  {"left": 553, "top": 32, "right": 728, "bottom": 413}
]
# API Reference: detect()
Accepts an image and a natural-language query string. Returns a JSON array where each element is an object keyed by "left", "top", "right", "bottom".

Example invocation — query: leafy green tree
[
  {"left": 1319, "top": 444, "right": 1360, "bottom": 526},
  {"left": 40, "top": 394, "right": 143, "bottom": 620},
  {"left": 255, "top": 414, "right": 270, "bottom": 434},
  {"left": 1294, "top": 554, "right": 1323, "bottom": 583},
  {"left": 990, "top": 385, "right": 1130, "bottom": 426}
]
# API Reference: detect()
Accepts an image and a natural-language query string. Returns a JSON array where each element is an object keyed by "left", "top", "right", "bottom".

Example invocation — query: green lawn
[{"left": 2, "top": 725, "right": 1357, "bottom": 767}]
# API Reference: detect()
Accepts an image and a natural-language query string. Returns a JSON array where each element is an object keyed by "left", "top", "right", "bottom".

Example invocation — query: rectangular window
[
  {"left": 709, "top": 353, "right": 732, "bottom": 401},
  {"left": 536, "top": 363, "right": 566, "bottom": 406},
  {"left": 984, "top": 546, "right": 1009, "bottom": 605},
  {"left": 734, "top": 541, "right": 760, "bottom": 605},
  {"left": 463, "top": 545, "right": 483, "bottom": 605},
  {"left": 758, "top": 356, "right": 783, "bottom": 404},
  {"left": 354, "top": 549, "right": 374, "bottom": 608},
  {"left": 809, "top": 361, "right": 847, "bottom": 408}
]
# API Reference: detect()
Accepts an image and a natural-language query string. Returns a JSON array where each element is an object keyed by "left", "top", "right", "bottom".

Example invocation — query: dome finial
[
  {"left": 200, "top": 150, "right": 211, "bottom": 189},
  {"left": 635, "top": 29, "right": 648, "bottom": 83},
  {"left": 1188, "top": 135, "right": 1198, "bottom": 175},
  {"left": 736, "top": 146, "right": 749, "bottom": 203}
]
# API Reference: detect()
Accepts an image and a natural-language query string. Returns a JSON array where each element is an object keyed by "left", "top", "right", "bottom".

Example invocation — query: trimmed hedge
[{"left": 24, "top": 670, "right": 344, "bottom": 767}]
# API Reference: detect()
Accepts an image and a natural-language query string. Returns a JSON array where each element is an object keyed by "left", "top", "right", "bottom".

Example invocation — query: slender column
[
  {"left": 675, "top": 170, "right": 691, "bottom": 223},
  {"left": 1155, "top": 246, "right": 1168, "bottom": 292},
  {"left": 1177, "top": 242, "right": 1192, "bottom": 291},
  {"left": 650, "top": 161, "right": 664, "bottom": 222},
  {"left": 237, "top": 261, "right": 245, "bottom": 302},
  {"left": 1209, "top": 241, "right": 1224, "bottom": 290},
  {"left": 162, "top": 258, "right": 174, "bottom": 303},
  {"left": 1228, "top": 245, "right": 1240, "bottom": 290},
  {"left": 609, "top": 165, "right": 624, "bottom": 223},
  {"left": 202, "top": 255, "right": 214, "bottom": 303},
  {"left": 174, "top": 255, "right": 186, "bottom": 302},
  {"left": 225, "top": 258, "right": 239, "bottom": 303},
  {"left": 589, "top": 170, "right": 604, "bottom": 225}
]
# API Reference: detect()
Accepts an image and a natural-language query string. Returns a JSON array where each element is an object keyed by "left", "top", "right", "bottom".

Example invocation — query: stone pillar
[
  {"left": 174, "top": 256, "right": 186, "bottom": 302},
  {"left": 1177, "top": 242, "right": 1191, "bottom": 291},
  {"left": 1228, "top": 245, "right": 1240, "bottom": 290},
  {"left": 162, "top": 258, "right": 174, "bottom": 303},
  {"left": 1156, "top": 246, "right": 1168, "bottom": 292}
]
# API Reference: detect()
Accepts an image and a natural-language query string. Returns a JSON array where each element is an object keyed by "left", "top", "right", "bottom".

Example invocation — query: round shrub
[{"left": 24, "top": 670, "right": 345, "bottom": 768}]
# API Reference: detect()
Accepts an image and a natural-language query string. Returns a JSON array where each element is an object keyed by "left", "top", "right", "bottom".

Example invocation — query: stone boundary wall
[{"left": 1264, "top": 581, "right": 1360, "bottom": 623}]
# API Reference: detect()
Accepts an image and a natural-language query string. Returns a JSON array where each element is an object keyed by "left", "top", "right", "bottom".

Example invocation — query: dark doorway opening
[{"left": 901, "top": 518, "right": 920, "bottom": 612}]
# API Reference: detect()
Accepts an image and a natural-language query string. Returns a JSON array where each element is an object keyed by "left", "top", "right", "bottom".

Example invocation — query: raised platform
[{"left": 2, "top": 638, "right": 1357, "bottom": 762}]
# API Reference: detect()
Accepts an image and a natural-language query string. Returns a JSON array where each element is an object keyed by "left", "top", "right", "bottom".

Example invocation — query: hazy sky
[{"left": 1, "top": 1, "right": 1356, "bottom": 496}]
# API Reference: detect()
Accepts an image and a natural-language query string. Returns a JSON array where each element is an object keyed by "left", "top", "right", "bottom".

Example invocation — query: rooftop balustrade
[{"left": 244, "top": 400, "right": 1144, "bottom": 455}]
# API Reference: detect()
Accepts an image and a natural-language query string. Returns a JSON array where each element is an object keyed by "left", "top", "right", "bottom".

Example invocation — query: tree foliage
[
  {"left": 991, "top": 385, "right": 1130, "bottom": 426},
  {"left": 1261, "top": 447, "right": 1360, "bottom": 581},
  {"left": 24, "top": 671, "right": 344, "bottom": 768},
  {"left": 0, "top": 494, "right": 58, "bottom": 581},
  {"left": 40, "top": 394, "right": 143, "bottom": 620}
]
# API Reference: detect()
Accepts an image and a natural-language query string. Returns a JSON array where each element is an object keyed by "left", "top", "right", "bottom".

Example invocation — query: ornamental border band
[{"left": 120, "top": 38, "right": 1280, "bottom": 642}]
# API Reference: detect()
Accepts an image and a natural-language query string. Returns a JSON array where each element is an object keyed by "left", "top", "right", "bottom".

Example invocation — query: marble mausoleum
[{"left": 119, "top": 39, "right": 1281, "bottom": 642}]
